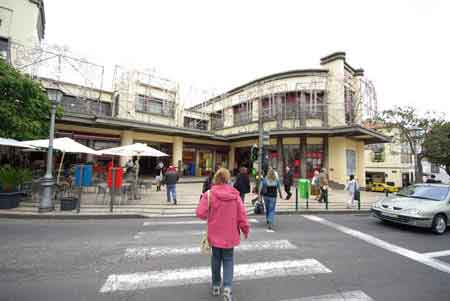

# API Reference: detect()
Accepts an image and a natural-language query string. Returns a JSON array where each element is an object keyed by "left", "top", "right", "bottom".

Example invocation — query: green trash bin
[{"left": 298, "top": 179, "right": 310, "bottom": 199}]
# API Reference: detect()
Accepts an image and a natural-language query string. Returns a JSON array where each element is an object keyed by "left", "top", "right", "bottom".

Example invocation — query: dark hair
[{"left": 349, "top": 174, "right": 355, "bottom": 180}]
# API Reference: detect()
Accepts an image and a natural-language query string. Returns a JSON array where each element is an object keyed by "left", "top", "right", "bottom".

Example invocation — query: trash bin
[
  {"left": 60, "top": 197, "right": 78, "bottom": 211},
  {"left": 298, "top": 179, "right": 310, "bottom": 199}
]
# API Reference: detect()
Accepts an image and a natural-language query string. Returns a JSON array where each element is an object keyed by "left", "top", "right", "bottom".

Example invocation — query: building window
[
  {"left": 345, "top": 86, "right": 356, "bottom": 124},
  {"left": 346, "top": 149, "right": 356, "bottom": 176},
  {"left": 61, "top": 95, "right": 112, "bottom": 117},
  {"left": 0, "top": 37, "right": 9, "bottom": 61},
  {"left": 306, "top": 144, "right": 324, "bottom": 178},
  {"left": 211, "top": 110, "right": 224, "bottom": 130},
  {"left": 283, "top": 145, "right": 301, "bottom": 178},
  {"left": 184, "top": 117, "right": 208, "bottom": 131},
  {"left": 369, "top": 144, "right": 385, "bottom": 162},
  {"left": 400, "top": 143, "right": 412, "bottom": 164},
  {"left": 431, "top": 163, "right": 440, "bottom": 174},
  {"left": 304, "top": 91, "right": 325, "bottom": 119},
  {"left": 135, "top": 94, "right": 174, "bottom": 117},
  {"left": 233, "top": 102, "right": 252, "bottom": 126},
  {"left": 262, "top": 96, "right": 277, "bottom": 120}
]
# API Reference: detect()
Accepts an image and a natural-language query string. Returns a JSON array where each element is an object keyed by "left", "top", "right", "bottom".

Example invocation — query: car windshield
[{"left": 396, "top": 185, "right": 450, "bottom": 201}]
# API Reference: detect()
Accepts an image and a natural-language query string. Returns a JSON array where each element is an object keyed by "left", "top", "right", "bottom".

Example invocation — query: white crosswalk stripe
[
  {"left": 281, "top": 290, "right": 374, "bottom": 301},
  {"left": 99, "top": 259, "right": 332, "bottom": 293},
  {"left": 133, "top": 227, "right": 268, "bottom": 239},
  {"left": 124, "top": 239, "right": 297, "bottom": 258},
  {"left": 143, "top": 218, "right": 259, "bottom": 226}
]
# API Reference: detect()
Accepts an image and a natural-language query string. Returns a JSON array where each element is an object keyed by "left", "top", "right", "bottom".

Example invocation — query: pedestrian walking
[
  {"left": 196, "top": 168, "right": 250, "bottom": 301},
  {"left": 317, "top": 168, "right": 329, "bottom": 204},
  {"left": 344, "top": 174, "right": 359, "bottom": 209},
  {"left": 233, "top": 167, "right": 251, "bottom": 203},
  {"left": 260, "top": 168, "right": 282, "bottom": 230},
  {"left": 162, "top": 165, "right": 179, "bottom": 205},
  {"left": 155, "top": 161, "right": 164, "bottom": 191},
  {"left": 283, "top": 166, "right": 294, "bottom": 200},
  {"left": 311, "top": 170, "right": 320, "bottom": 200}
]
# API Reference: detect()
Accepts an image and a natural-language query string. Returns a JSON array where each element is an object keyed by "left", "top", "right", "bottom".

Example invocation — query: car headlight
[{"left": 403, "top": 208, "right": 422, "bottom": 216}]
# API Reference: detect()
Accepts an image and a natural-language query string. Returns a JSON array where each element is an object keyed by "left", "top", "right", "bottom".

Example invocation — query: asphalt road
[{"left": 1, "top": 214, "right": 450, "bottom": 301}]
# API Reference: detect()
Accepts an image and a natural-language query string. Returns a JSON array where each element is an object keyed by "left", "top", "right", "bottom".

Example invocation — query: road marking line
[
  {"left": 99, "top": 259, "right": 332, "bottom": 293},
  {"left": 125, "top": 240, "right": 297, "bottom": 258},
  {"left": 281, "top": 290, "right": 374, "bottom": 301},
  {"left": 303, "top": 215, "right": 450, "bottom": 275},
  {"left": 143, "top": 218, "right": 259, "bottom": 226},
  {"left": 133, "top": 228, "right": 267, "bottom": 238},
  {"left": 422, "top": 250, "right": 450, "bottom": 258}
]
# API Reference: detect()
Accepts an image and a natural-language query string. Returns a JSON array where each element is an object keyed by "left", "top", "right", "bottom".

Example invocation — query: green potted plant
[{"left": 0, "top": 166, "right": 32, "bottom": 209}]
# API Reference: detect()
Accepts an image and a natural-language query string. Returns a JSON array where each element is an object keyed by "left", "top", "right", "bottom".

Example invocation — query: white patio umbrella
[
  {"left": 21, "top": 137, "right": 101, "bottom": 183},
  {"left": 0, "top": 137, "right": 35, "bottom": 148},
  {"left": 99, "top": 143, "right": 168, "bottom": 184}
]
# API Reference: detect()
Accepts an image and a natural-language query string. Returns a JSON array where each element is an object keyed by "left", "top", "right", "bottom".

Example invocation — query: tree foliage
[
  {"left": 0, "top": 59, "right": 52, "bottom": 140},
  {"left": 374, "top": 106, "right": 444, "bottom": 183},
  {"left": 423, "top": 122, "right": 450, "bottom": 176}
]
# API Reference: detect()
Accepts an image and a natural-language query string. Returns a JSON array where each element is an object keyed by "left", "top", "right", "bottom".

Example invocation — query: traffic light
[{"left": 251, "top": 144, "right": 258, "bottom": 162}]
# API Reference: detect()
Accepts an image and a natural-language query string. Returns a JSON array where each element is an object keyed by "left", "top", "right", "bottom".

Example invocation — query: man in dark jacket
[
  {"left": 283, "top": 166, "right": 294, "bottom": 200},
  {"left": 233, "top": 167, "right": 251, "bottom": 203},
  {"left": 163, "top": 166, "right": 179, "bottom": 205}
]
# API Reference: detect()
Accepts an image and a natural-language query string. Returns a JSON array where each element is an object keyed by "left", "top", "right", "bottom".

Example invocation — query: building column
[
  {"left": 229, "top": 146, "right": 235, "bottom": 172},
  {"left": 172, "top": 137, "right": 183, "bottom": 171},
  {"left": 323, "top": 135, "right": 329, "bottom": 170},
  {"left": 120, "top": 130, "right": 134, "bottom": 166},
  {"left": 299, "top": 136, "right": 307, "bottom": 178}
]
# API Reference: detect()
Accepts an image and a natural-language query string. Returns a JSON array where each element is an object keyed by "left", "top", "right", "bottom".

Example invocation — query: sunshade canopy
[
  {"left": 21, "top": 137, "right": 100, "bottom": 155},
  {"left": 99, "top": 143, "right": 168, "bottom": 157},
  {"left": 0, "top": 138, "right": 35, "bottom": 148}
]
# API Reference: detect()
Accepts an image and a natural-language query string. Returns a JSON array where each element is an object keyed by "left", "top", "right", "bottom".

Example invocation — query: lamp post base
[{"left": 39, "top": 177, "right": 55, "bottom": 213}]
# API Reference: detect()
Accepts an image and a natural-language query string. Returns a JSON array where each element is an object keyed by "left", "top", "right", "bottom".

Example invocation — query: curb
[
  {"left": 0, "top": 209, "right": 371, "bottom": 220},
  {"left": 0, "top": 213, "right": 147, "bottom": 220}
]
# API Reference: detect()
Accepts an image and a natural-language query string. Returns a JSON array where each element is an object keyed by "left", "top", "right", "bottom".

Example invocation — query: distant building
[
  {"left": 364, "top": 126, "right": 415, "bottom": 187},
  {"left": 0, "top": 0, "right": 45, "bottom": 61},
  {"left": 422, "top": 160, "right": 450, "bottom": 184}
]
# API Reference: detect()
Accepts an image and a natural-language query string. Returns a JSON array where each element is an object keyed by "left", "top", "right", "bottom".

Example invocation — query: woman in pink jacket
[{"left": 196, "top": 168, "right": 250, "bottom": 301}]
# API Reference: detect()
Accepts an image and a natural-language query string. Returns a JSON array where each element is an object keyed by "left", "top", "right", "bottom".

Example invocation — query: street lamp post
[{"left": 39, "top": 88, "right": 63, "bottom": 212}]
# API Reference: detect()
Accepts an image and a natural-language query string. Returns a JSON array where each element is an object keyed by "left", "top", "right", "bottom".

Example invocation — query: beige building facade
[
  {"left": 0, "top": 0, "right": 45, "bottom": 60},
  {"left": 364, "top": 127, "right": 415, "bottom": 188},
  {"left": 45, "top": 52, "right": 389, "bottom": 186}
]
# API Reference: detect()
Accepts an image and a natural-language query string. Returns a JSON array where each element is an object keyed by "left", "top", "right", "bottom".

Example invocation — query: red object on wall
[{"left": 107, "top": 167, "right": 123, "bottom": 189}]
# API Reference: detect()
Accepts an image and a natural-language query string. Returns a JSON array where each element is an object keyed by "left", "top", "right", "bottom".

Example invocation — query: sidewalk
[{"left": 0, "top": 183, "right": 383, "bottom": 219}]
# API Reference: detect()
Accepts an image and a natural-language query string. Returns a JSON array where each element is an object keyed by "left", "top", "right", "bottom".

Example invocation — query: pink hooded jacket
[{"left": 196, "top": 184, "right": 250, "bottom": 249}]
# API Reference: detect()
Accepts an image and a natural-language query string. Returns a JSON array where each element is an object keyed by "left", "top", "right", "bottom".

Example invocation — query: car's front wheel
[{"left": 431, "top": 214, "right": 447, "bottom": 235}]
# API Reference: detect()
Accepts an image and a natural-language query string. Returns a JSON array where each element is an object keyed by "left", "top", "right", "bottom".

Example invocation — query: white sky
[{"left": 44, "top": 0, "right": 450, "bottom": 114}]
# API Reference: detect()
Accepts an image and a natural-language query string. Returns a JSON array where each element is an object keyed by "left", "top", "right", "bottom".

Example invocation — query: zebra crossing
[{"left": 98, "top": 218, "right": 375, "bottom": 300}]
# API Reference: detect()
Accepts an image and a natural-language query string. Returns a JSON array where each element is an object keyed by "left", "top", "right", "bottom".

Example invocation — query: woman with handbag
[
  {"left": 344, "top": 174, "right": 359, "bottom": 209},
  {"left": 260, "top": 168, "right": 282, "bottom": 230},
  {"left": 196, "top": 168, "right": 250, "bottom": 301}
]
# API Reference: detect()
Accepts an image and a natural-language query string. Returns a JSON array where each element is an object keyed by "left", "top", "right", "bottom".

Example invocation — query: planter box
[
  {"left": 0, "top": 192, "right": 23, "bottom": 209},
  {"left": 60, "top": 197, "right": 78, "bottom": 211}
]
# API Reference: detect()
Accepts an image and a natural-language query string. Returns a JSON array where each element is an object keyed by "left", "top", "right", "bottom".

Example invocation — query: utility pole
[{"left": 258, "top": 93, "right": 264, "bottom": 178}]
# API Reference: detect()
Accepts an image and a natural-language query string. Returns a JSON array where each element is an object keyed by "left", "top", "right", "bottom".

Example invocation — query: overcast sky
[{"left": 44, "top": 0, "right": 449, "bottom": 115}]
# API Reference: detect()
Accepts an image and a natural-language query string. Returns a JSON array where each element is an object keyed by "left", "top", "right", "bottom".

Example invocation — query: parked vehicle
[
  {"left": 370, "top": 182, "right": 399, "bottom": 193},
  {"left": 371, "top": 184, "right": 450, "bottom": 234}
]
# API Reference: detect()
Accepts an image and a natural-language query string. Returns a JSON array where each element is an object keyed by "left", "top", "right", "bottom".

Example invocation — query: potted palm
[{"left": 0, "top": 166, "right": 32, "bottom": 209}]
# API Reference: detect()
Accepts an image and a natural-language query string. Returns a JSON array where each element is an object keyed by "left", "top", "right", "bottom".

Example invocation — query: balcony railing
[{"left": 61, "top": 96, "right": 112, "bottom": 117}]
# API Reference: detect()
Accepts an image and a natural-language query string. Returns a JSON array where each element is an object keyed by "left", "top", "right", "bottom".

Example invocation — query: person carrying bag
[{"left": 196, "top": 168, "right": 250, "bottom": 301}]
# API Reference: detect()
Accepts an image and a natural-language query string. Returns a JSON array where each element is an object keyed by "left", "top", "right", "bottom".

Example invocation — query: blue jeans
[
  {"left": 167, "top": 184, "right": 176, "bottom": 203},
  {"left": 263, "top": 196, "right": 277, "bottom": 224},
  {"left": 211, "top": 247, "right": 234, "bottom": 289}
]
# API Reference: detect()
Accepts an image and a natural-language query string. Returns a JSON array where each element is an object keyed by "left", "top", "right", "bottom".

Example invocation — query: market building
[{"left": 39, "top": 52, "right": 390, "bottom": 186}]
